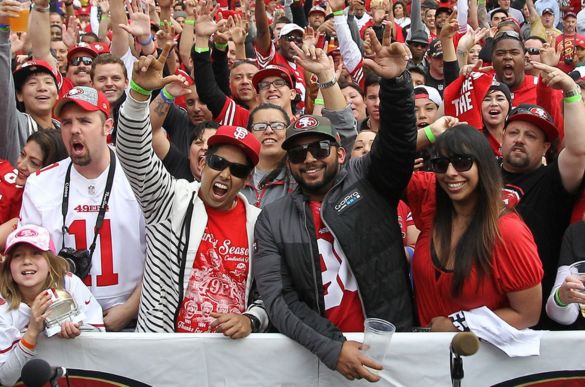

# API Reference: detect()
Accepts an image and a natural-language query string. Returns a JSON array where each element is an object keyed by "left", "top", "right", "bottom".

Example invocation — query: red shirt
[
  {"left": 397, "top": 200, "right": 414, "bottom": 247},
  {"left": 175, "top": 199, "right": 250, "bottom": 333},
  {"left": 0, "top": 160, "right": 23, "bottom": 224},
  {"left": 310, "top": 201, "right": 364, "bottom": 332},
  {"left": 556, "top": 33, "right": 585, "bottom": 73},
  {"left": 405, "top": 172, "right": 543, "bottom": 326},
  {"left": 215, "top": 97, "right": 251, "bottom": 127}
]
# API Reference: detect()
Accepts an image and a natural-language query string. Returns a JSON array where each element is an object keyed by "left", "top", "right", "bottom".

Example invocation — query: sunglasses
[
  {"left": 430, "top": 154, "right": 475, "bottom": 173},
  {"left": 206, "top": 154, "right": 253, "bottom": 179},
  {"left": 69, "top": 56, "right": 94, "bottom": 66},
  {"left": 284, "top": 35, "right": 303, "bottom": 43},
  {"left": 525, "top": 47, "right": 541, "bottom": 55},
  {"left": 250, "top": 121, "right": 287, "bottom": 132},
  {"left": 257, "top": 78, "right": 289, "bottom": 91},
  {"left": 287, "top": 140, "right": 334, "bottom": 164},
  {"left": 494, "top": 30, "right": 521, "bottom": 42}
]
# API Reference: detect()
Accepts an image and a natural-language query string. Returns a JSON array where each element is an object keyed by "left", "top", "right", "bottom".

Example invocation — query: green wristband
[
  {"left": 424, "top": 125, "right": 436, "bottom": 143},
  {"left": 130, "top": 80, "right": 152, "bottom": 96},
  {"left": 184, "top": 19, "right": 195, "bottom": 26},
  {"left": 161, "top": 87, "right": 175, "bottom": 102},
  {"left": 554, "top": 287, "right": 568, "bottom": 307},
  {"left": 333, "top": 10, "right": 344, "bottom": 16},
  {"left": 314, "top": 98, "right": 324, "bottom": 106},
  {"left": 214, "top": 42, "right": 228, "bottom": 50},
  {"left": 193, "top": 46, "right": 210, "bottom": 53},
  {"left": 564, "top": 94, "right": 582, "bottom": 104}
]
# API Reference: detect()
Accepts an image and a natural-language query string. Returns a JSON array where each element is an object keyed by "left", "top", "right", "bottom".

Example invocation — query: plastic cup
[
  {"left": 8, "top": 2, "right": 30, "bottom": 33},
  {"left": 361, "top": 318, "right": 395, "bottom": 371},
  {"left": 569, "top": 261, "right": 585, "bottom": 317}
]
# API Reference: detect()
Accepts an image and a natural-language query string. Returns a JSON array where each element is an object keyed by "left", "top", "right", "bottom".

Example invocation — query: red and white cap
[
  {"left": 252, "top": 64, "right": 295, "bottom": 91},
  {"left": 67, "top": 42, "right": 99, "bottom": 61},
  {"left": 207, "top": 126, "right": 261, "bottom": 166},
  {"left": 309, "top": 6, "right": 327, "bottom": 16},
  {"left": 75, "top": 6, "right": 91, "bottom": 16},
  {"left": 53, "top": 86, "right": 111, "bottom": 118},
  {"left": 13, "top": 59, "right": 60, "bottom": 90},
  {"left": 5, "top": 224, "right": 56, "bottom": 255},
  {"left": 576, "top": 39, "right": 585, "bottom": 49},
  {"left": 278, "top": 23, "right": 304, "bottom": 39}
]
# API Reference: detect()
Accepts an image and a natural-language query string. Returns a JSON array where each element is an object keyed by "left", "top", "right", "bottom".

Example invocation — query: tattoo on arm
[{"left": 152, "top": 97, "right": 170, "bottom": 117}]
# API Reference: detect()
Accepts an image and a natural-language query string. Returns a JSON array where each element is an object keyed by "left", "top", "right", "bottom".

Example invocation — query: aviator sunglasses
[
  {"left": 206, "top": 154, "right": 253, "bottom": 179},
  {"left": 430, "top": 154, "right": 475, "bottom": 173},
  {"left": 287, "top": 140, "right": 334, "bottom": 164},
  {"left": 70, "top": 56, "right": 94, "bottom": 66}
]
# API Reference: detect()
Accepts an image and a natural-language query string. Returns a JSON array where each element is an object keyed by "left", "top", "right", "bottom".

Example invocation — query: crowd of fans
[{"left": 1, "top": 0, "right": 585, "bottom": 382}]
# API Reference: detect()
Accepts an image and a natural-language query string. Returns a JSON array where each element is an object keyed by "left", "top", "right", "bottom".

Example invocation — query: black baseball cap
[{"left": 282, "top": 115, "right": 340, "bottom": 150}]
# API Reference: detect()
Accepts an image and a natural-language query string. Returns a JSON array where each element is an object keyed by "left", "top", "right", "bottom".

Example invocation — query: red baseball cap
[
  {"left": 91, "top": 42, "right": 110, "bottom": 55},
  {"left": 252, "top": 65, "right": 295, "bottom": 91},
  {"left": 207, "top": 126, "right": 261, "bottom": 166},
  {"left": 577, "top": 39, "right": 585, "bottom": 49},
  {"left": 13, "top": 60, "right": 59, "bottom": 90},
  {"left": 506, "top": 104, "right": 558, "bottom": 142},
  {"left": 75, "top": 6, "right": 90, "bottom": 16},
  {"left": 67, "top": 42, "right": 99, "bottom": 61},
  {"left": 54, "top": 86, "right": 111, "bottom": 119},
  {"left": 563, "top": 12, "right": 577, "bottom": 20}
]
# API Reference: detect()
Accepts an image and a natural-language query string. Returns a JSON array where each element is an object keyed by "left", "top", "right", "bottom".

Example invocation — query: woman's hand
[
  {"left": 28, "top": 290, "right": 52, "bottom": 336},
  {"left": 429, "top": 316, "right": 459, "bottom": 332},
  {"left": 59, "top": 321, "right": 81, "bottom": 339}
]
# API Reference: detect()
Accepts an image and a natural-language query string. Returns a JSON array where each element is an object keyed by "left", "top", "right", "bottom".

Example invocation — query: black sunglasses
[
  {"left": 525, "top": 47, "right": 541, "bottom": 55},
  {"left": 430, "top": 154, "right": 475, "bottom": 173},
  {"left": 287, "top": 140, "right": 334, "bottom": 164},
  {"left": 206, "top": 154, "right": 253, "bottom": 179},
  {"left": 284, "top": 35, "right": 303, "bottom": 43},
  {"left": 70, "top": 56, "right": 94, "bottom": 66}
]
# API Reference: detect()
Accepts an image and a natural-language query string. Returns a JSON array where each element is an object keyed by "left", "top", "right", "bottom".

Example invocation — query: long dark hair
[
  {"left": 27, "top": 129, "right": 68, "bottom": 166},
  {"left": 433, "top": 125, "right": 503, "bottom": 297}
]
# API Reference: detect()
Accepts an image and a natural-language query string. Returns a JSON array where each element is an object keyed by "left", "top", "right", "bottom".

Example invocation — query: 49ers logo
[
  {"left": 15, "top": 228, "right": 39, "bottom": 238},
  {"left": 294, "top": 116, "right": 318, "bottom": 130}
]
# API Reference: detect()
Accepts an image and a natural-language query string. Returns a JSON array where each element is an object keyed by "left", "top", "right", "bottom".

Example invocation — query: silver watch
[{"left": 317, "top": 76, "right": 337, "bottom": 89}]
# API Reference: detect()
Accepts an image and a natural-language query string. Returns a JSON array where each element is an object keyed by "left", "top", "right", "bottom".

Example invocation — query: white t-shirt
[{"left": 20, "top": 154, "right": 146, "bottom": 311}]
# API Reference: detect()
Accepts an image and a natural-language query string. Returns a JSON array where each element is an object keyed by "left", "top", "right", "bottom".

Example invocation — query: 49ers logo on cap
[
  {"left": 528, "top": 107, "right": 551, "bottom": 121},
  {"left": 233, "top": 127, "right": 248, "bottom": 140},
  {"left": 15, "top": 228, "right": 38, "bottom": 238},
  {"left": 295, "top": 116, "right": 318, "bottom": 130},
  {"left": 68, "top": 87, "right": 84, "bottom": 96}
]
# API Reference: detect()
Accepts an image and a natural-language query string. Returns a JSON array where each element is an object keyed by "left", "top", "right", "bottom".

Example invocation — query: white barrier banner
[{"left": 15, "top": 331, "right": 585, "bottom": 386}]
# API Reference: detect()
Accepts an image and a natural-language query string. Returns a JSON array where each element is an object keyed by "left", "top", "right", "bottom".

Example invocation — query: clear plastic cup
[
  {"left": 569, "top": 261, "right": 585, "bottom": 317},
  {"left": 361, "top": 318, "right": 396, "bottom": 372},
  {"left": 8, "top": 1, "right": 30, "bottom": 33}
]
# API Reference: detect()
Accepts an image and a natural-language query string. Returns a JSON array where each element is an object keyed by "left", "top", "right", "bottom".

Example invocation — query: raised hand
[
  {"left": 533, "top": 62, "right": 578, "bottom": 92},
  {"left": 456, "top": 28, "right": 476, "bottom": 53},
  {"left": 291, "top": 42, "right": 332, "bottom": 77},
  {"left": 156, "top": 20, "right": 174, "bottom": 45},
  {"left": 194, "top": 0, "right": 220, "bottom": 37},
  {"left": 98, "top": 0, "right": 110, "bottom": 14},
  {"left": 214, "top": 18, "right": 230, "bottom": 46},
  {"left": 33, "top": 0, "right": 49, "bottom": 9},
  {"left": 158, "top": 0, "right": 174, "bottom": 9},
  {"left": 119, "top": 0, "right": 152, "bottom": 38},
  {"left": 540, "top": 34, "right": 560, "bottom": 67},
  {"left": 328, "top": 0, "right": 346, "bottom": 12},
  {"left": 439, "top": 8, "right": 459, "bottom": 40},
  {"left": 9, "top": 32, "right": 27, "bottom": 55},
  {"left": 0, "top": 0, "right": 22, "bottom": 22},
  {"left": 303, "top": 26, "right": 318, "bottom": 47},
  {"left": 165, "top": 76, "right": 193, "bottom": 97},
  {"left": 62, "top": 16, "right": 80, "bottom": 48},
  {"left": 229, "top": 13, "right": 248, "bottom": 45},
  {"left": 459, "top": 58, "right": 493, "bottom": 77},
  {"left": 132, "top": 41, "right": 187, "bottom": 91},
  {"left": 362, "top": 28, "right": 410, "bottom": 79}
]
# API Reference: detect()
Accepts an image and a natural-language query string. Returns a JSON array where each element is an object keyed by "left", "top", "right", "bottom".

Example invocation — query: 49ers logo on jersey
[{"left": 502, "top": 185, "right": 524, "bottom": 209}]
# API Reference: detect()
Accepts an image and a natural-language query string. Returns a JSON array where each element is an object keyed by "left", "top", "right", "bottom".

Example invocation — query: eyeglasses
[
  {"left": 284, "top": 35, "right": 303, "bottom": 43},
  {"left": 430, "top": 154, "right": 475, "bottom": 173},
  {"left": 525, "top": 47, "right": 541, "bottom": 55},
  {"left": 494, "top": 30, "right": 521, "bottom": 42},
  {"left": 257, "top": 79, "right": 288, "bottom": 91},
  {"left": 206, "top": 154, "right": 253, "bottom": 179},
  {"left": 287, "top": 140, "right": 333, "bottom": 164},
  {"left": 69, "top": 56, "right": 94, "bottom": 66},
  {"left": 250, "top": 121, "right": 287, "bottom": 132}
]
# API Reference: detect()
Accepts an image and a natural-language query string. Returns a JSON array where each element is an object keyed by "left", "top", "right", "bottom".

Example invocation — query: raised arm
[
  {"left": 533, "top": 63, "right": 585, "bottom": 193},
  {"left": 29, "top": 0, "right": 56, "bottom": 68},
  {"left": 254, "top": 0, "right": 272, "bottom": 55},
  {"left": 331, "top": 0, "right": 365, "bottom": 89},
  {"left": 109, "top": 0, "right": 130, "bottom": 57},
  {"left": 362, "top": 29, "right": 416, "bottom": 198}
]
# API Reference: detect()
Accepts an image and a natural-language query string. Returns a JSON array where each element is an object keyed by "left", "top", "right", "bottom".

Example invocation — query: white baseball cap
[
  {"left": 414, "top": 85, "right": 442, "bottom": 107},
  {"left": 279, "top": 23, "right": 304, "bottom": 39},
  {"left": 4, "top": 224, "right": 57, "bottom": 255}
]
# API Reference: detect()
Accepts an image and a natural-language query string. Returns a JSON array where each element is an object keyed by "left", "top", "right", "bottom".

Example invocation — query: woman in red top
[
  {"left": 0, "top": 130, "right": 67, "bottom": 250},
  {"left": 405, "top": 124, "right": 543, "bottom": 331}
]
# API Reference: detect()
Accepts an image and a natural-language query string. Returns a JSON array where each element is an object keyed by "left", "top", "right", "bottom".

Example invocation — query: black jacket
[{"left": 253, "top": 73, "right": 417, "bottom": 370}]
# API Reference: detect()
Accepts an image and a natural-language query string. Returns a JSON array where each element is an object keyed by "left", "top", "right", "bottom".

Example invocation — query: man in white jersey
[{"left": 19, "top": 86, "right": 146, "bottom": 331}]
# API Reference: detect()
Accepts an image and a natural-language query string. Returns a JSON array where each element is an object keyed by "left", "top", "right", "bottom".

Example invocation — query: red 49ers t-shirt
[
  {"left": 310, "top": 201, "right": 364, "bottom": 332},
  {"left": 176, "top": 199, "right": 250, "bottom": 333},
  {"left": 0, "top": 160, "right": 23, "bottom": 224}
]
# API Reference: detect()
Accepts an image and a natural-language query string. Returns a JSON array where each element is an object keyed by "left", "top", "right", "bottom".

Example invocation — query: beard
[{"left": 291, "top": 158, "right": 339, "bottom": 198}]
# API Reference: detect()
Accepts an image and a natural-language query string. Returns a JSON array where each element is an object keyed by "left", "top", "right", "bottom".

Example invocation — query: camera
[
  {"left": 564, "top": 57, "right": 574, "bottom": 65},
  {"left": 58, "top": 247, "right": 93, "bottom": 279}
]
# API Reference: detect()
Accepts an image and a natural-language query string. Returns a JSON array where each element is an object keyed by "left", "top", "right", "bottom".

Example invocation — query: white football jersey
[{"left": 20, "top": 154, "right": 146, "bottom": 311}]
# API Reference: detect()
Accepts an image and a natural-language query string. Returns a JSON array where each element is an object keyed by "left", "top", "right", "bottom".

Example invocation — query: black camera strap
[{"left": 61, "top": 148, "right": 116, "bottom": 260}]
